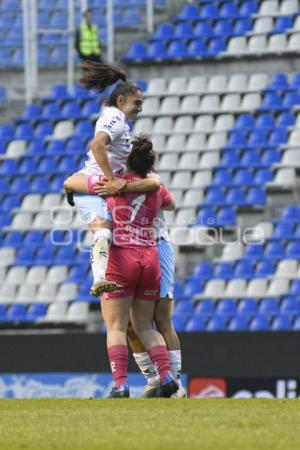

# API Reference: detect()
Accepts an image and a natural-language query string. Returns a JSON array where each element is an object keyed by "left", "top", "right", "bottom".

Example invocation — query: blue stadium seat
[
  {"left": 271, "top": 315, "right": 292, "bottom": 331},
  {"left": 200, "top": 4, "right": 219, "bottom": 20},
  {"left": 282, "top": 206, "right": 300, "bottom": 222},
  {"left": 194, "top": 22, "right": 214, "bottom": 38},
  {"left": 220, "top": 2, "right": 241, "bottom": 19},
  {"left": 68, "top": 266, "right": 87, "bottom": 283},
  {"left": 254, "top": 168, "right": 273, "bottom": 184},
  {"left": 235, "top": 114, "right": 255, "bottom": 131},
  {"left": 247, "top": 130, "right": 268, "bottom": 148},
  {"left": 6, "top": 304, "right": 27, "bottom": 322},
  {"left": 31, "top": 177, "right": 51, "bottom": 194},
  {"left": 264, "top": 241, "right": 285, "bottom": 259},
  {"left": 124, "top": 42, "right": 148, "bottom": 61},
  {"left": 214, "top": 20, "right": 234, "bottom": 37},
  {"left": 280, "top": 297, "right": 299, "bottom": 314},
  {"left": 0, "top": 159, "right": 19, "bottom": 176},
  {"left": 226, "top": 188, "right": 247, "bottom": 206},
  {"left": 244, "top": 244, "right": 264, "bottom": 259},
  {"left": 196, "top": 207, "right": 217, "bottom": 226},
  {"left": 174, "top": 23, "right": 194, "bottom": 40},
  {"left": 26, "top": 303, "right": 48, "bottom": 321},
  {"left": 234, "top": 261, "right": 255, "bottom": 279},
  {"left": 41, "top": 103, "right": 61, "bottom": 121},
  {"left": 176, "top": 4, "right": 199, "bottom": 21},
  {"left": 2, "top": 195, "right": 21, "bottom": 212},
  {"left": 259, "top": 298, "right": 280, "bottom": 315},
  {"left": 148, "top": 41, "right": 168, "bottom": 60},
  {"left": 261, "top": 149, "right": 281, "bottom": 165},
  {"left": 152, "top": 23, "right": 174, "bottom": 41},
  {"left": 240, "top": 150, "right": 262, "bottom": 168},
  {"left": 46, "top": 140, "right": 65, "bottom": 155},
  {"left": 249, "top": 315, "right": 270, "bottom": 331},
  {"left": 277, "top": 111, "right": 295, "bottom": 127},
  {"left": 207, "top": 38, "right": 226, "bottom": 56},
  {"left": 0, "top": 123, "right": 14, "bottom": 140},
  {"left": 193, "top": 261, "right": 214, "bottom": 279},
  {"left": 295, "top": 225, "right": 300, "bottom": 238},
  {"left": 286, "top": 241, "right": 300, "bottom": 259},
  {"left": 58, "top": 156, "right": 77, "bottom": 174},
  {"left": 219, "top": 151, "right": 241, "bottom": 167},
  {"left": 55, "top": 246, "right": 75, "bottom": 264},
  {"left": 35, "top": 246, "right": 56, "bottom": 265},
  {"left": 73, "top": 120, "right": 93, "bottom": 138},
  {"left": 122, "top": 8, "right": 142, "bottom": 26},
  {"left": 216, "top": 298, "right": 237, "bottom": 316},
  {"left": 0, "top": 178, "right": 9, "bottom": 193},
  {"left": 234, "top": 17, "right": 252, "bottom": 34},
  {"left": 255, "top": 113, "right": 275, "bottom": 130},
  {"left": 61, "top": 101, "right": 82, "bottom": 120},
  {"left": 206, "top": 315, "right": 226, "bottom": 331},
  {"left": 51, "top": 176, "right": 65, "bottom": 191},
  {"left": 182, "top": 279, "right": 204, "bottom": 300},
  {"left": 172, "top": 315, "right": 186, "bottom": 332},
  {"left": 81, "top": 101, "right": 100, "bottom": 118},
  {"left": 3, "top": 231, "right": 23, "bottom": 247},
  {"left": 27, "top": 138, "right": 46, "bottom": 155},
  {"left": 174, "top": 301, "right": 194, "bottom": 321},
  {"left": 35, "top": 122, "right": 54, "bottom": 138},
  {"left": 282, "top": 92, "right": 300, "bottom": 108},
  {"left": 289, "top": 279, "right": 300, "bottom": 296},
  {"left": 212, "top": 170, "right": 234, "bottom": 186},
  {"left": 233, "top": 170, "right": 255, "bottom": 186},
  {"left": 0, "top": 305, "right": 7, "bottom": 322},
  {"left": 185, "top": 317, "right": 206, "bottom": 332},
  {"left": 237, "top": 298, "right": 258, "bottom": 316},
  {"left": 270, "top": 129, "right": 288, "bottom": 147},
  {"left": 255, "top": 259, "right": 275, "bottom": 277},
  {"left": 48, "top": 84, "right": 71, "bottom": 101},
  {"left": 204, "top": 187, "right": 226, "bottom": 206},
  {"left": 16, "top": 248, "right": 36, "bottom": 265},
  {"left": 214, "top": 262, "right": 234, "bottom": 279},
  {"left": 65, "top": 137, "right": 86, "bottom": 154},
  {"left": 11, "top": 177, "right": 30, "bottom": 194},
  {"left": 19, "top": 158, "right": 38, "bottom": 175},
  {"left": 24, "top": 230, "right": 45, "bottom": 248},
  {"left": 293, "top": 317, "right": 300, "bottom": 331},
  {"left": 258, "top": 93, "right": 283, "bottom": 111},
  {"left": 272, "top": 222, "right": 294, "bottom": 239},
  {"left": 266, "top": 73, "right": 289, "bottom": 91},
  {"left": 38, "top": 157, "right": 59, "bottom": 174},
  {"left": 271, "top": 16, "right": 293, "bottom": 34},
  {"left": 228, "top": 315, "right": 249, "bottom": 331},
  {"left": 217, "top": 207, "right": 236, "bottom": 226},
  {"left": 167, "top": 40, "right": 188, "bottom": 59},
  {"left": 20, "top": 104, "right": 42, "bottom": 122},
  {"left": 194, "top": 299, "right": 215, "bottom": 316},
  {"left": 173, "top": 281, "right": 184, "bottom": 299},
  {"left": 226, "top": 130, "right": 247, "bottom": 148},
  {"left": 15, "top": 123, "right": 34, "bottom": 140},
  {"left": 246, "top": 187, "right": 266, "bottom": 205},
  {"left": 290, "top": 73, "right": 300, "bottom": 90},
  {"left": 187, "top": 39, "right": 208, "bottom": 57}
]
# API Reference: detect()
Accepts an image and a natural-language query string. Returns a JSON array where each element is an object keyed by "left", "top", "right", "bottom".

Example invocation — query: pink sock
[
  {"left": 107, "top": 345, "right": 128, "bottom": 387},
  {"left": 148, "top": 345, "right": 172, "bottom": 382}
]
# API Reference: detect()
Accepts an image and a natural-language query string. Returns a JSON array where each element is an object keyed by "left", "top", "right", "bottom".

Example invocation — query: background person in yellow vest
[{"left": 75, "top": 9, "right": 102, "bottom": 62}]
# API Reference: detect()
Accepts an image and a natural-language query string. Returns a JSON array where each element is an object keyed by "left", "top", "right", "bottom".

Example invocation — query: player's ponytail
[
  {"left": 127, "top": 134, "right": 155, "bottom": 177},
  {"left": 80, "top": 61, "right": 127, "bottom": 93}
]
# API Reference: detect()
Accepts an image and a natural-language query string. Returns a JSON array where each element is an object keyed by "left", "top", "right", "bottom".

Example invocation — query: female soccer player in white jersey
[{"left": 64, "top": 61, "right": 160, "bottom": 297}]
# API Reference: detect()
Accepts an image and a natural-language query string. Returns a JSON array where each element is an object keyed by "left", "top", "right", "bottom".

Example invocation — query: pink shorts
[{"left": 104, "top": 246, "right": 160, "bottom": 301}]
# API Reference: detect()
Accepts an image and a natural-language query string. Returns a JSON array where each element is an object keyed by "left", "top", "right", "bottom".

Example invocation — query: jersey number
[{"left": 129, "top": 194, "right": 146, "bottom": 223}]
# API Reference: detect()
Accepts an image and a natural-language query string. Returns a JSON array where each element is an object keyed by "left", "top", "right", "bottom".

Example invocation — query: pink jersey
[{"left": 106, "top": 173, "right": 173, "bottom": 247}]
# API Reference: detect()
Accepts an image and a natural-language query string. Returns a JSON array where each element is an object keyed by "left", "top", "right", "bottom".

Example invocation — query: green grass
[{"left": 0, "top": 399, "right": 299, "bottom": 450}]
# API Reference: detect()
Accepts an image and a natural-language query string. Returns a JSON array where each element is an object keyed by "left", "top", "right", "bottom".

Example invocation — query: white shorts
[
  {"left": 156, "top": 239, "right": 175, "bottom": 299},
  {"left": 73, "top": 194, "right": 112, "bottom": 224}
]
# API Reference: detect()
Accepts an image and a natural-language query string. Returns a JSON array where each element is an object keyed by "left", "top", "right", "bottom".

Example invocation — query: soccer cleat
[
  {"left": 143, "top": 381, "right": 160, "bottom": 398},
  {"left": 90, "top": 279, "right": 119, "bottom": 296},
  {"left": 66, "top": 191, "right": 74, "bottom": 207},
  {"left": 108, "top": 384, "right": 130, "bottom": 398},
  {"left": 171, "top": 387, "right": 187, "bottom": 399},
  {"left": 156, "top": 377, "right": 179, "bottom": 398}
]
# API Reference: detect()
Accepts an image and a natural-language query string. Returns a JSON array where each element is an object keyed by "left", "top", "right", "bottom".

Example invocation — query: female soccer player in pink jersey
[{"left": 100, "top": 135, "right": 178, "bottom": 398}]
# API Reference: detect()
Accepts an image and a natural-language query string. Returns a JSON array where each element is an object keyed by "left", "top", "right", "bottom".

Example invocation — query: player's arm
[
  {"left": 161, "top": 185, "right": 176, "bottom": 211},
  {"left": 91, "top": 131, "right": 126, "bottom": 191},
  {"left": 122, "top": 174, "right": 160, "bottom": 194}
]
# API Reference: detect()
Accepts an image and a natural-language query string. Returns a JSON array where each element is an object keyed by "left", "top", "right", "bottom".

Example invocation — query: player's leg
[
  {"left": 130, "top": 247, "right": 178, "bottom": 397},
  {"left": 155, "top": 239, "right": 185, "bottom": 397},
  {"left": 127, "top": 320, "right": 160, "bottom": 396},
  {"left": 131, "top": 298, "right": 178, "bottom": 398},
  {"left": 72, "top": 193, "right": 117, "bottom": 296},
  {"left": 101, "top": 295, "right": 132, "bottom": 397}
]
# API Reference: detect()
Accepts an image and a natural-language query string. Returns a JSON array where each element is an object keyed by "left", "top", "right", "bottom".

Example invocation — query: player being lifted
[{"left": 65, "top": 61, "right": 160, "bottom": 297}]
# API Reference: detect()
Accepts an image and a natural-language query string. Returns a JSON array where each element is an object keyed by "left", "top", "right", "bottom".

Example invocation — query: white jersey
[
  {"left": 154, "top": 210, "right": 170, "bottom": 241},
  {"left": 80, "top": 106, "right": 131, "bottom": 176}
]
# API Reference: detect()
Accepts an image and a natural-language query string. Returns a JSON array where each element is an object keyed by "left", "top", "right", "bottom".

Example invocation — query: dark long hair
[
  {"left": 127, "top": 134, "right": 155, "bottom": 178},
  {"left": 80, "top": 60, "right": 141, "bottom": 106}
]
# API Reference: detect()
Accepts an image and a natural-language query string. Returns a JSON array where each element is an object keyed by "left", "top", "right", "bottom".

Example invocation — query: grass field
[{"left": 0, "top": 399, "right": 300, "bottom": 450}]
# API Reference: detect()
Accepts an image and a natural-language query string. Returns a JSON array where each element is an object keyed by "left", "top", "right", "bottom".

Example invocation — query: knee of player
[
  {"left": 155, "top": 317, "right": 173, "bottom": 335},
  {"left": 63, "top": 177, "right": 72, "bottom": 192}
]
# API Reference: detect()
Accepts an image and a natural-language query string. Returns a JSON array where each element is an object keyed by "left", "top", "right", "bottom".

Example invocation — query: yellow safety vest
[{"left": 79, "top": 23, "right": 101, "bottom": 56}]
